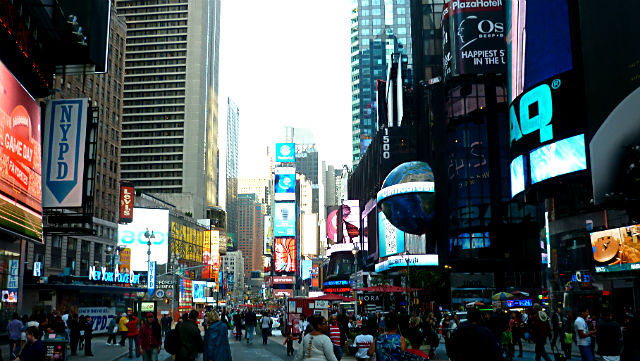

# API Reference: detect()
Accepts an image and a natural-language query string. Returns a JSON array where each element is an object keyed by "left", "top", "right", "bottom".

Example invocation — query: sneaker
[{"left": 105, "top": 343, "right": 111, "bottom": 346}]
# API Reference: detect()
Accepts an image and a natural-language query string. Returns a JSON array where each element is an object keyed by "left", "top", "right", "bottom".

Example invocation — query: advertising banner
[
  {"left": 264, "top": 216, "right": 272, "bottom": 255},
  {"left": 592, "top": 224, "right": 640, "bottom": 273},
  {"left": 0, "top": 59, "right": 42, "bottom": 241},
  {"left": 274, "top": 237, "right": 297, "bottom": 273},
  {"left": 117, "top": 208, "right": 169, "bottom": 271},
  {"left": 274, "top": 202, "right": 296, "bottom": 237},
  {"left": 119, "top": 182, "right": 134, "bottom": 223},
  {"left": 326, "top": 207, "right": 338, "bottom": 242},
  {"left": 378, "top": 211, "right": 405, "bottom": 258},
  {"left": 442, "top": 0, "right": 506, "bottom": 80},
  {"left": 340, "top": 200, "right": 360, "bottom": 244},
  {"left": 211, "top": 230, "right": 220, "bottom": 272},
  {"left": 203, "top": 230, "right": 211, "bottom": 279},
  {"left": 78, "top": 307, "right": 117, "bottom": 334},
  {"left": 147, "top": 261, "right": 156, "bottom": 296},
  {"left": 7, "top": 259, "right": 19, "bottom": 302},
  {"left": 274, "top": 172, "right": 296, "bottom": 201},
  {"left": 43, "top": 98, "right": 88, "bottom": 207},
  {"left": 192, "top": 280, "right": 206, "bottom": 303},
  {"left": 275, "top": 143, "right": 296, "bottom": 163},
  {"left": 301, "top": 213, "right": 318, "bottom": 256},
  {"left": 119, "top": 248, "right": 131, "bottom": 273}
]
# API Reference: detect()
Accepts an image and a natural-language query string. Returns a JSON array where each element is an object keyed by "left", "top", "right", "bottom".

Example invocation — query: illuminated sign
[
  {"left": 119, "top": 182, "right": 134, "bottom": 223},
  {"left": 274, "top": 237, "right": 297, "bottom": 273},
  {"left": 117, "top": 208, "right": 169, "bottom": 271},
  {"left": 147, "top": 261, "right": 156, "bottom": 296},
  {"left": 264, "top": 216, "right": 272, "bottom": 255},
  {"left": 88, "top": 266, "right": 142, "bottom": 284},
  {"left": 377, "top": 182, "right": 435, "bottom": 203},
  {"left": 378, "top": 212, "right": 405, "bottom": 258},
  {"left": 192, "top": 281, "right": 206, "bottom": 303},
  {"left": 340, "top": 200, "right": 360, "bottom": 244},
  {"left": 274, "top": 202, "right": 296, "bottom": 237},
  {"left": 592, "top": 224, "right": 640, "bottom": 273},
  {"left": 33, "top": 262, "right": 41, "bottom": 277},
  {"left": 272, "top": 276, "right": 294, "bottom": 284},
  {"left": 506, "top": 299, "right": 532, "bottom": 308},
  {"left": 0, "top": 59, "right": 42, "bottom": 241},
  {"left": 375, "top": 254, "right": 439, "bottom": 272},
  {"left": 325, "top": 242, "right": 355, "bottom": 256},
  {"left": 323, "top": 280, "right": 349, "bottom": 287},
  {"left": 274, "top": 172, "right": 296, "bottom": 201},
  {"left": 323, "top": 287, "right": 351, "bottom": 293},
  {"left": 275, "top": 143, "right": 296, "bottom": 163},
  {"left": 326, "top": 208, "right": 338, "bottom": 242},
  {"left": 43, "top": 99, "right": 88, "bottom": 207}
]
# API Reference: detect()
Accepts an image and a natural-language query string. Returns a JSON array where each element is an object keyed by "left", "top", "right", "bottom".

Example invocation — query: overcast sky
[{"left": 218, "top": 0, "right": 354, "bottom": 178}]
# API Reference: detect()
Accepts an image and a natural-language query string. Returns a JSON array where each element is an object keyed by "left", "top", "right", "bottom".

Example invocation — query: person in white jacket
[{"left": 295, "top": 315, "right": 338, "bottom": 361}]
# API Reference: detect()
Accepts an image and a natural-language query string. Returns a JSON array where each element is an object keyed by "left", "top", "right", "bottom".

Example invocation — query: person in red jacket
[
  {"left": 139, "top": 313, "right": 162, "bottom": 361},
  {"left": 126, "top": 314, "right": 141, "bottom": 358}
]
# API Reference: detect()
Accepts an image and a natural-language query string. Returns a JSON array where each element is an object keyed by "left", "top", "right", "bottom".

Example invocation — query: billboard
[
  {"left": 117, "top": 208, "right": 169, "bottom": 271},
  {"left": 274, "top": 202, "right": 296, "bottom": 237},
  {"left": 301, "top": 259, "right": 312, "bottom": 280},
  {"left": 274, "top": 237, "right": 297, "bottom": 273},
  {"left": 442, "top": 0, "right": 506, "bottom": 80},
  {"left": 119, "top": 248, "right": 131, "bottom": 273},
  {"left": 203, "top": 230, "right": 211, "bottom": 279},
  {"left": 119, "top": 182, "right": 134, "bottom": 223},
  {"left": 211, "top": 230, "right": 221, "bottom": 272},
  {"left": 0, "top": 59, "right": 42, "bottom": 241},
  {"left": 301, "top": 213, "right": 318, "bottom": 256},
  {"left": 192, "top": 281, "right": 207, "bottom": 303},
  {"left": 591, "top": 224, "right": 640, "bottom": 273},
  {"left": 378, "top": 211, "right": 405, "bottom": 258},
  {"left": 264, "top": 216, "right": 272, "bottom": 255},
  {"left": 326, "top": 207, "right": 338, "bottom": 242},
  {"left": 340, "top": 200, "right": 360, "bottom": 244},
  {"left": 274, "top": 171, "right": 296, "bottom": 201},
  {"left": 43, "top": 98, "right": 88, "bottom": 207},
  {"left": 275, "top": 143, "right": 296, "bottom": 163}
]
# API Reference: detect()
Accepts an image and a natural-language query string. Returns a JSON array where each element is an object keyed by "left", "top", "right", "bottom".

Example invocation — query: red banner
[{"left": 119, "top": 183, "right": 134, "bottom": 223}]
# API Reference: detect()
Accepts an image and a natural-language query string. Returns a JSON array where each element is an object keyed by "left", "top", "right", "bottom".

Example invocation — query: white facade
[{"left": 221, "top": 251, "right": 244, "bottom": 301}]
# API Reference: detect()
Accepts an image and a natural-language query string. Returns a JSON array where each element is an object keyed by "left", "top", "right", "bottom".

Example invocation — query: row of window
[
  {"left": 124, "top": 98, "right": 185, "bottom": 107},
  {"left": 128, "top": 20, "right": 188, "bottom": 29},
  {"left": 127, "top": 58, "right": 186, "bottom": 68},
  {"left": 123, "top": 120, "right": 184, "bottom": 128},
  {"left": 124, "top": 74, "right": 186, "bottom": 82},
  {"left": 121, "top": 145, "right": 184, "bottom": 154},
  {"left": 123, "top": 105, "right": 185, "bottom": 114},
  {"left": 121, "top": 163, "right": 182, "bottom": 171},
  {"left": 129, "top": 27, "right": 187, "bottom": 37},
  {"left": 121, "top": 154, "right": 183, "bottom": 162},
  {"left": 126, "top": 50, "right": 187, "bottom": 60},
  {"left": 124, "top": 83, "right": 186, "bottom": 91},
  {"left": 126, "top": 66, "right": 186, "bottom": 76},
  {"left": 125, "top": 138, "right": 184, "bottom": 146}
]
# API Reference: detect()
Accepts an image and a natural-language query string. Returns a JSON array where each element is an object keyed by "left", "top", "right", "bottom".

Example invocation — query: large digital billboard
[
  {"left": 117, "top": 208, "right": 169, "bottom": 271},
  {"left": 274, "top": 237, "right": 296, "bottom": 273},
  {"left": 442, "top": 0, "right": 506, "bottom": 80},
  {"left": 274, "top": 169, "right": 295, "bottom": 201},
  {"left": 0, "top": 59, "right": 42, "bottom": 241},
  {"left": 275, "top": 143, "right": 296, "bottom": 163},
  {"left": 264, "top": 215, "right": 272, "bottom": 255},
  {"left": 378, "top": 211, "right": 405, "bottom": 258},
  {"left": 529, "top": 134, "right": 586, "bottom": 184},
  {"left": 591, "top": 224, "right": 640, "bottom": 273},
  {"left": 326, "top": 207, "right": 338, "bottom": 242},
  {"left": 274, "top": 202, "right": 296, "bottom": 237},
  {"left": 192, "top": 281, "right": 206, "bottom": 303},
  {"left": 340, "top": 200, "right": 360, "bottom": 244}
]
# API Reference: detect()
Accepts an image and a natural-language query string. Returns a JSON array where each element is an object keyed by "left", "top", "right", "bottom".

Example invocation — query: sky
[{"left": 218, "top": 0, "right": 354, "bottom": 178}]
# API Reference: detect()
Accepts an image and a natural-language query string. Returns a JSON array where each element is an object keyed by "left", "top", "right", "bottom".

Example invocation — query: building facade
[
  {"left": 237, "top": 194, "right": 265, "bottom": 279},
  {"left": 226, "top": 98, "right": 240, "bottom": 237},
  {"left": 116, "top": 0, "right": 221, "bottom": 218},
  {"left": 221, "top": 251, "right": 244, "bottom": 303}
]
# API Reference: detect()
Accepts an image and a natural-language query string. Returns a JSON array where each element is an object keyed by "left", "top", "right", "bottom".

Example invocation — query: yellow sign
[{"left": 119, "top": 248, "right": 131, "bottom": 273}]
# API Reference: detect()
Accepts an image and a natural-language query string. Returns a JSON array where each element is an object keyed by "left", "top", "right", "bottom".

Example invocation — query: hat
[{"left": 146, "top": 312, "right": 154, "bottom": 318}]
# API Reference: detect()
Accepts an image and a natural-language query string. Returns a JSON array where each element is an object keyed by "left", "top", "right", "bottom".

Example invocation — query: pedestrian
[
  {"left": 119, "top": 312, "right": 129, "bottom": 347},
  {"left": 83, "top": 315, "right": 94, "bottom": 357},
  {"left": 261, "top": 312, "right": 273, "bottom": 344},
  {"left": 176, "top": 310, "right": 204, "bottom": 361},
  {"left": 448, "top": 308, "right": 503, "bottom": 361},
  {"left": 14, "top": 326, "right": 44, "bottom": 361},
  {"left": 294, "top": 315, "right": 338, "bottom": 361},
  {"left": 441, "top": 313, "right": 454, "bottom": 358},
  {"left": 502, "top": 323, "right": 514, "bottom": 361},
  {"left": 78, "top": 314, "right": 85, "bottom": 350},
  {"left": 126, "top": 314, "right": 141, "bottom": 359},
  {"left": 574, "top": 305, "right": 597, "bottom": 361},
  {"left": 244, "top": 309, "right": 257, "bottom": 345},
  {"left": 562, "top": 312, "right": 574, "bottom": 360},
  {"left": 551, "top": 307, "right": 563, "bottom": 350},
  {"left": 233, "top": 312, "right": 243, "bottom": 341},
  {"left": 7, "top": 312, "right": 23, "bottom": 360},
  {"left": 106, "top": 315, "right": 119, "bottom": 345},
  {"left": 426, "top": 312, "right": 440, "bottom": 359},
  {"left": 531, "top": 306, "right": 552, "bottom": 361},
  {"left": 352, "top": 327, "right": 374, "bottom": 361},
  {"left": 283, "top": 327, "right": 299, "bottom": 356},
  {"left": 68, "top": 314, "right": 80, "bottom": 356},
  {"left": 161, "top": 314, "right": 169, "bottom": 338},
  {"left": 404, "top": 331, "right": 430, "bottom": 361},
  {"left": 509, "top": 311, "right": 524, "bottom": 358},
  {"left": 139, "top": 312, "right": 162, "bottom": 361},
  {"left": 203, "top": 311, "right": 232, "bottom": 361},
  {"left": 328, "top": 314, "right": 346, "bottom": 361},
  {"left": 367, "top": 313, "right": 406, "bottom": 361},
  {"left": 595, "top": 309, "right": 621, "bottom": 361}
]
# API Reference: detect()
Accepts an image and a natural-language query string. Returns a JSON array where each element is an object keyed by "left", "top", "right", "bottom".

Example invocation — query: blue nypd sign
[
  {"left": 43, "top": 99, "right": 88, "bottom": 207},
  {"left": 147, "top": 261, "right": 156, "bottom": 296}
]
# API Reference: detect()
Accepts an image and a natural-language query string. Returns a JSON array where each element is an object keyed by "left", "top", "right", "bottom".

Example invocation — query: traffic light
[{"left": 164, "top": 298, "right": 170, "bottom": 304}]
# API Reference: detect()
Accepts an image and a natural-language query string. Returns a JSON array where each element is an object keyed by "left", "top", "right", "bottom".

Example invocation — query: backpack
[{"left": 164, "top": 327, "right": 179, "bottom": 355}]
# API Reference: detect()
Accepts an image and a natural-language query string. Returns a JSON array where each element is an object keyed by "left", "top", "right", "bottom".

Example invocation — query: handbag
[{"left": 563, "top": 332, "right": 573, "bottom": 344}]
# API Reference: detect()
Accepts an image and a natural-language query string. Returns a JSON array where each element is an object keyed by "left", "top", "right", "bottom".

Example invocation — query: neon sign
[{"left": 88, "top": 266, "right": 142, "bottom": 285}]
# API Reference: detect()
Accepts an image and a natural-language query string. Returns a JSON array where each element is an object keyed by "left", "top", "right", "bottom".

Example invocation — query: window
[
  {"left": 51, "top": 236, "right": 63, "bottom": 268},
  {"left": 397, "top": 7, "right": 406, "bottom": 14},
  {"left": 397, "top": 28, "right": 407, "bottom": 35},
  {"left": 67, "top": 238, "right": 76, "bottom": 271},
  {"left": 95, "top": 243, "right": 103, "bottom": 265},
  {"left": 372, "top": 9, "right": 381, "bottom": 15},
  {"left": 80, "top": 241, "right": 91, "bottom": 276}
]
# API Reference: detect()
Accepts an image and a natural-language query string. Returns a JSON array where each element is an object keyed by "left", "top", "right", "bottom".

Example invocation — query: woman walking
[
  {"left": 126, "top": 314, "right": 140, "bottom": 359},
  {"left": 204, "top": 311, "right": 232, "bottom": 361},
  {"left": 367, "top": 313, "right": 406, "bottom": 361},
  {"left": 294, "top": 315, "right": 338, "bottom": 361},
  {"left": 106, "top": 314, "right": 118, "bottom": 345}
]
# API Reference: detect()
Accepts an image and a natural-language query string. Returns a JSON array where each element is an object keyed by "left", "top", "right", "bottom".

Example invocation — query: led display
[
  {"left": 510, "top": 155, "right": 525, "bottom": 197},
  {"left": 274, "top": 202, "right": 296, "bottom": 237},
  {"left": 591, "top": 224, "right": 640, "bottom": 273},
  {"left": 326, "top": 207, "right": 338, "bottom": 242},
  {"left": 117, "top": 208, "right": 169, "bottom": 271},
  {"left": 274, "top": 173, "right": 295, "bottom": 201},
  {"left": 341, "top": 200, "right": 360, "bottom": 244},
  {"left": 378, "top": 211, "right": 405, "bottom": 258},
  {"left": 192, "top": 280, "right": 206, "bottom": 303},
  {"left": 274, "top": 237, "right": 296, "bottom": 273},
  {"left": 275, "top": 143, "right": 296, "bottom": 163},
  {"left": 529, "top": 134, "right": 586, "bottom": 184}
]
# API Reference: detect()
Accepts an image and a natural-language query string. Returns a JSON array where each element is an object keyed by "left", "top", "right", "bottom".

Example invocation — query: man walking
[
  {"left": 118, "top": 313, "right": 128, "bottom": 346},
  {"left": 596, "top": 309, "right": 621, "bottom": 361},
  {"left": 329, "top": 314, "right": 346, "bottom": 361},
  {"left": 7, "top": 312, "right": 23, "bottom": 360},
  {"left": 575, "top": 305, "right": 597, "bottom": 361},
  {"left": 260, "top": 313, "right": 273, "bottom": 344},
  {"left": 551, "top": 307, "right": 563, "bottom": 349},
  {"left": 244, "top": 309, "right": 257, "bottom": 345},
  {"left": 531, "top": 306, "right": 552, "bottom": 361},
  {"left": 176, "top": 310, "right": 203, "bottom": 361},
  {"left": 140, "top": 313, "right": 162, "bottom": 361}
]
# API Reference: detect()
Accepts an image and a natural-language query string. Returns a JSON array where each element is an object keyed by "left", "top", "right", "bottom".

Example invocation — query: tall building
[
  {"left": 237, "top": 194, "right": 264, "bottom": 279},
  {"left": 323, "top": 162, "right": 344, "bottom": 208},
  {"left": 221, "top": 250, "right": 245, "bottom": 301},
  {"left": 226, "top": 98, "right": 240, "bottom": 236},
  {"left": 351, "top": 0, "right": 413, "bottom": 166},
  {"left": 116, "top": 0, "right": 221, "bottom": 218},
  {"left": 238, "top": 178, "right": 272, "bottom": 207}
]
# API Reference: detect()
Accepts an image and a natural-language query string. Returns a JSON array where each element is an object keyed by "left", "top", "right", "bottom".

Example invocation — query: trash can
[{"left": 43, "top": 337, "right": 67, "bottom": 361}]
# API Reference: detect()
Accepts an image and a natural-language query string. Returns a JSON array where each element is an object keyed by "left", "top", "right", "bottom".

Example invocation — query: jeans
[
  {"left": 120, "top": 331, "right": 128, "bottom": 346},
  {"left": 142, "top": 346, "right": 159, "bottom": 361},
  {"left": 246, "top": 326, "right": 255, "bottom": 344},
  {"left": 9, "top": 339, "right": 20, "bottom": 360},
  {"left": 333, "top": 345, "right": 343, "bottom": 361},
  {"left": 579, "top": 345, "right": 595, "bottom": 361},
  {"left": 535, "top": 339, "right": 551, "bottom": 361},
  {"left": 128, "top": 336, "right": 140, "bottom": 358}
]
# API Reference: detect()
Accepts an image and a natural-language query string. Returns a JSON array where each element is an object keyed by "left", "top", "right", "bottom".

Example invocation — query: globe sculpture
[{"left": 377, "top": 161, "right": 436, "bottom": 235}]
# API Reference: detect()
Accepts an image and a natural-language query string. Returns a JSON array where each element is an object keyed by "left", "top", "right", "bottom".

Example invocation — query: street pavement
[{"left": 60, "top": 329, "right": 584, "bottom": 360}]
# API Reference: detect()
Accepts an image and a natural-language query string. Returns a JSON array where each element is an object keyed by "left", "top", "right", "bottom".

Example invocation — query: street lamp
[{"left": 144, "top": 229, "right": 155, "bottom": 269}]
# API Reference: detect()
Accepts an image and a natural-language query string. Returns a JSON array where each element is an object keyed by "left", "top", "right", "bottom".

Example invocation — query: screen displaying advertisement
[
  {"left": 591, "top": 224, "right": 640, "bottom": 273},
  {"left": 301, "top": 213, "right": 318, "bottom": 256},
  {"left": 0, "top": 59, "right": 42, "bottom": 241},
  {"left": 43, "top": 98, "right": 88, "bottom": 208},
  {"left": 506, "top": 0, "right": 573, "bottom": 102},
  {"left": 203, "top": 230, "right": 212, "bottom": 279},
  {"left": 274, "top": 237, "right": 297, "bottom": 273},
  {"left": 211, "top": 230, "right": 221, "bottom": 272},
  {"left": 442, "top": 0, "right": 506, "bottom": 80},
  {"left": 117, "top": 208, "right": 169, "bottom": 271},
  {"left": 510, "top": 155, "right": 525, "bottom": 197},
  {"left": 274, "top": 202, "right": 296, "bottom": 237},
  {"left": 378, "top": 211, "right": 405, "bottom": 258},
  {"left": 529, "top": 134, "right": 586, "bottom": 184},
  {"left": 275, "top": 143, "right": 296, "bottom": 163},
  {"left": 264, "top": 215, "right": 272, "bottom": 255},
  {"left": 340, "top": 200, "right": 360, "bottom": 244},
  {"left": 192, "top": 280, "right": 206, "bottom": 303},
  {"left": 274, "top": 173, "right": 296, "bottom": 201},
  {"left": 301, "top": 259, "right": 312, "bottom": 280},
  {"left": 326, "top": 207, "right": 338, "bottom": 242},
  {"left": 119, "top": 182, "right": 134, "bottom": 223}
]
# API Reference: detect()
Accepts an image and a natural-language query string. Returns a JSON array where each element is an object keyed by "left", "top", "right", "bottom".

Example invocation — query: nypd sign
[{"left": 43, "top": 99, "right": 88, "bottom": 207}]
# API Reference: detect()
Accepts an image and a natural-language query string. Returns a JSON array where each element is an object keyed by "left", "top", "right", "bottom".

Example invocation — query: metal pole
[{"left": 406, "top": 253, "right": 411, "bottom": 314}]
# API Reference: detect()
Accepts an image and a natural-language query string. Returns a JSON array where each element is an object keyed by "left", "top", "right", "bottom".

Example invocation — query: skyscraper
[
  {"left": 116, "top": 0, "right": 221, "bottom": 218},
  {"left": 237, "top": 194, "right": 264, "bottom": 279},
  {"left": 226, "top": 98, "right": 240, "bottom": 236},
  {"left": 351, "top": 0, "right": 413, "bottom": 166}
]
